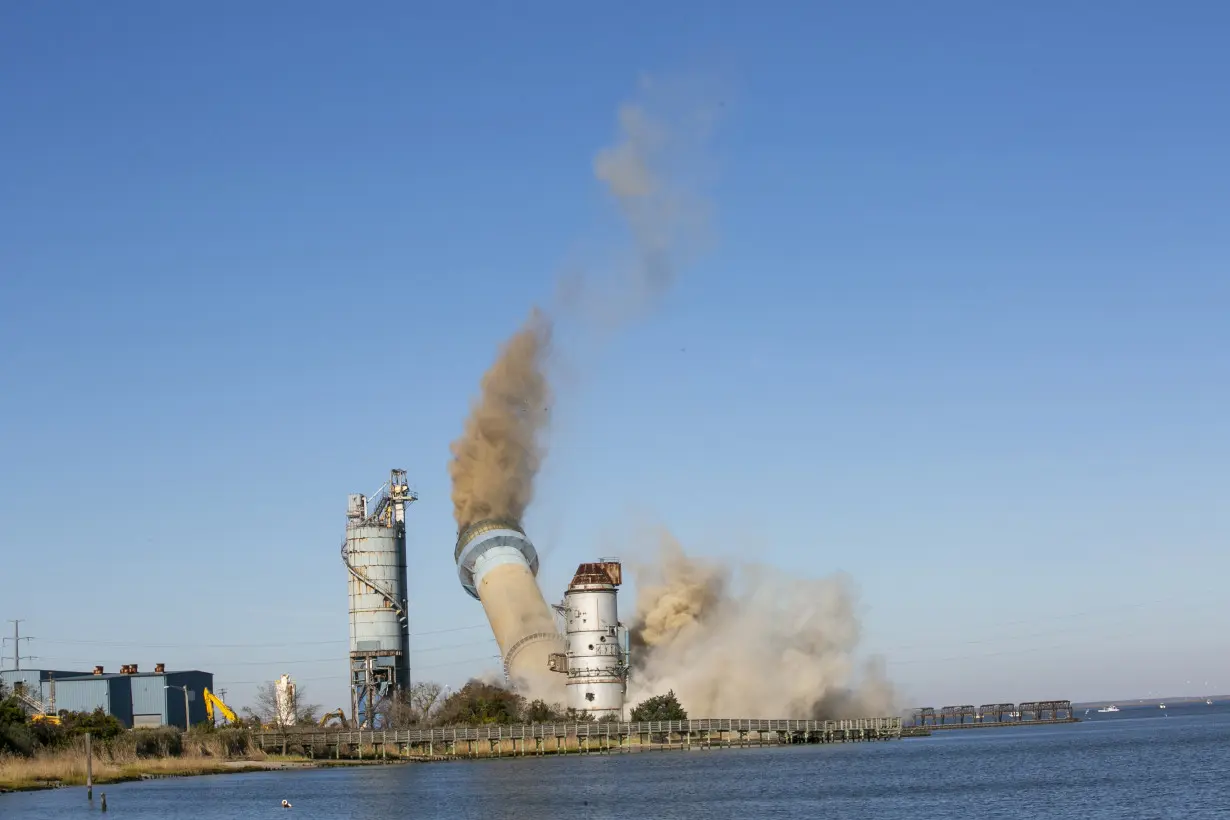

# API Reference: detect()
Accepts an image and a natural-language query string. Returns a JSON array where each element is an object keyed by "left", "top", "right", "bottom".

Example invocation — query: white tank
[
  {"left": 554, "top": 561, "right": 626, "bottom": 718},
  {"left": 274, "top": 674, "right": 297, "bottom": 726}
]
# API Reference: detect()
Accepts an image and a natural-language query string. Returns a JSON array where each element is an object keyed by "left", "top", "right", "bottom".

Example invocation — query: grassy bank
[
  {"left": 0, "top": 753, "right": 267, "bottom": 791},
  {"left": 0, "top": 728, "right": 327, "bottom": 792}
]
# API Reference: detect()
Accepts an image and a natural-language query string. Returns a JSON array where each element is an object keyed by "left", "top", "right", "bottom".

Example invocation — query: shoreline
[{"left": 0, "top": 757, "right": 405, "bottom": 795}]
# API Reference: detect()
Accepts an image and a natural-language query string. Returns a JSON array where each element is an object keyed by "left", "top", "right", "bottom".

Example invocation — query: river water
[{"left": 6, "top": 703, "right": 1228, "bottom": 819}]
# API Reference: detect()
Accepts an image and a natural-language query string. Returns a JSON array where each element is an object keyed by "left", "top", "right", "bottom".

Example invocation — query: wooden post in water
[{"left": 86, "top": 732, "right": 93, "bottom": 800}]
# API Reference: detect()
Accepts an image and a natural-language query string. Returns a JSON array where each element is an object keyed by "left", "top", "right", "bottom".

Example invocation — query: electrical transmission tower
[{"left": 2, "top": 619, "right": 36, "bottom": 670}]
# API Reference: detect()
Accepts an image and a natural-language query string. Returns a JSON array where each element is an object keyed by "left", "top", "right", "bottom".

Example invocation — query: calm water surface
[{"left": 7, "top": 705, "right": 1228, "bottom": 819}]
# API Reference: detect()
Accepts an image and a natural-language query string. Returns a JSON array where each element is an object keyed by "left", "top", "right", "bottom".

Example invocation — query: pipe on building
[{"left": 455, "top": 518, "right": 565, "bottom": 697}]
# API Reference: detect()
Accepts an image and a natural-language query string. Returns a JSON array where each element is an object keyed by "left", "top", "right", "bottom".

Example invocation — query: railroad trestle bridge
[{"left": 911, "top": 700, "right": 1076, "bottom": 729}]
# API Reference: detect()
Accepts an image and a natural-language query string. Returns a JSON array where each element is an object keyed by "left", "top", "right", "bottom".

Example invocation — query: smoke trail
[
  {"left": 450, "top": 78, "right": 716, "bottom": 531},
  {"left": 563, "top": 75, "right": 715, "bottom": 330},
  {"left": 448, "top": 308, "right": 552, "bottom": 530},
  {"left": 627, "top": 531, "right": 895, "bottom": 719}
]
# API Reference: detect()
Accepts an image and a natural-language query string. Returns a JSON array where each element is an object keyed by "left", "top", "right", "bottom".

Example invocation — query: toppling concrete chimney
[{"left": 154, "top": 663, "right": 165, "bottom": 674}]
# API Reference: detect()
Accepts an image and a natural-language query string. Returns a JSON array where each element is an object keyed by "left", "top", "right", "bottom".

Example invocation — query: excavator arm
[
  {"left": 319, "top": 708, "right": 347, "bottom": 727},
  {"left": 204, "top": 687, "right": 239, "bottom": 725}
]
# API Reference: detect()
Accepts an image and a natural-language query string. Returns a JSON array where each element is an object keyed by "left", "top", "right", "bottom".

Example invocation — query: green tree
[
  {"left": 0, "top": 681, "right": 35, "bottom": 756},
  {"left": 522, "top": 699, "right": 560, "bottom": 723},
  {"left": 630, "top": 690, "right": 688, "bottom": 722},
  {"left": 434, "top": 680, "right": 524, "bottom": 726},
  {"left": 61, "top": 708, "right": 126, "bottom": 740}
]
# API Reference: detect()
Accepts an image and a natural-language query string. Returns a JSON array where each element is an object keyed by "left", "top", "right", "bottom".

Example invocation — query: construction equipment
[
  {"left": 11, "top": 682, "right": 60, "bottom": 724},
  {"left": 203, "top": 687, "right": 239, "bottom": 725},
  {"left": 319, "top": 708, "right": 347, "bottom": 727}
]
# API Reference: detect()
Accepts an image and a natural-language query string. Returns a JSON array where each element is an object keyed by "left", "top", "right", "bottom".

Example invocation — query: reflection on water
[{"left": 6, "top": 705, "right": 1230, "bottom": 819}]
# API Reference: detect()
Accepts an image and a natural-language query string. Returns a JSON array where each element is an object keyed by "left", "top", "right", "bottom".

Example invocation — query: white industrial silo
[
  {"left": 274, "top": 674, "right": 297, "bottom": 726},
  {"left": 549, "top": 560, "right": 627, "bottom": 718}
]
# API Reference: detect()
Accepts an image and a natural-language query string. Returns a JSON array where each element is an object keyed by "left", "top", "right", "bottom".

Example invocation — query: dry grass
[{"left": 0, "top": 730, "right": 280, "bottom": 791}]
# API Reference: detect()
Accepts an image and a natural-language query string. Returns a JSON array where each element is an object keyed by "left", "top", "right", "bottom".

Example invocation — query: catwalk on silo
[{"left": 343, "top": 469, "right": 416, "bottom": 728}]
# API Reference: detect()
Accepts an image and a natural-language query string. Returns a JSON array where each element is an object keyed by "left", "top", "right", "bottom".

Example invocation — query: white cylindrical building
[
  {"left": 553, "top": 560, "right": 627, "bottom": 718},
  {"left": 274, "top": 674, "right": 297, "bottom": 726}
]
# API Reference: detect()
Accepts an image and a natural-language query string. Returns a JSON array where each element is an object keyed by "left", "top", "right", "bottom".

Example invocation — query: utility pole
[{"left": 3, "top": 619, "right": 35, "bottom": 670}]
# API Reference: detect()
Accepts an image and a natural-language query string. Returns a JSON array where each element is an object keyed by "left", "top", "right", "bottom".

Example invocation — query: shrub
[{"left": 630, "top": 690, "right": 688, "bottom": 722}]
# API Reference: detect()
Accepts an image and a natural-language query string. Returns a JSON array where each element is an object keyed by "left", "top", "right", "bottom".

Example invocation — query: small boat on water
[
  {"left": 1097, "top": 705, "right": 1120, "bottom": 713},
  {"left": 1159, "top": 703, "right": 1166, "bottom": 709}
]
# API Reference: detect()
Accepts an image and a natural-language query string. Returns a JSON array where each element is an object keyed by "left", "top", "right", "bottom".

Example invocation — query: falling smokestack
[
  {"left": 448, "top": 78, "right": 717, "bottom": 699},
  {"left": 454, "top": 518, "right": 565, "bottom": 697}
]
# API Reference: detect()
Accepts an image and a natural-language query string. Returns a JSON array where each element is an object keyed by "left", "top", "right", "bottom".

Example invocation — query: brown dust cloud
[
  {"left": 447, "top": 76, "right": 896, "bottom": 717},
  {"left": 626, "top": 532, "right": 896, "bottom": 718},
  {"left": 448, "top": 308, "right": 552, "bottom": 532},
  {"left": 448, "top": 75, "right": 709, "bottom": 532}
]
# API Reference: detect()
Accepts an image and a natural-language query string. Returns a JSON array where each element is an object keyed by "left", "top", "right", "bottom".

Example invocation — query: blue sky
[{"left": 2, "top": 2, "right": 1227, "bottom": 713}]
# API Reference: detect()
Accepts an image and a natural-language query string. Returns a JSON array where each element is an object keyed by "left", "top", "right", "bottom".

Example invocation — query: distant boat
[
  {"left": 1207, "top": 699, "right": 1213, "bottom": 706},
  {"left": 1159, "top": 703, "right": 1166, "bottom": 709},
  {"left": 1097, "top": 705, "right": 1120, "bottom": 713}
]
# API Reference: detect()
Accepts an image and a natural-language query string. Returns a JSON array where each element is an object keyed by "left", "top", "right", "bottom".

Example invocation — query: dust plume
[
  {"left": 450, "top": 77, "right": 717, "bottom": 530},
  {"left": 449, "top": 309, "right": 552, "bottom": 530},
  {"left": 627, "top": 532, "right": 895, "bottom": 719},
  {"left": 561, "top": 74, "right": 716, "bottom": 330}
]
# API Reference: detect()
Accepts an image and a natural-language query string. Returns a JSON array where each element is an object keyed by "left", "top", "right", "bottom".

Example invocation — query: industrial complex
[
  {"left": 3, "top": 468, "right": 635, "bottom": 730},
  {"left": 348, "top": 468, "right": 631, "bottom": 726},
  {"left": 0, "top": 664, "right": 213, "bottom": 729}
]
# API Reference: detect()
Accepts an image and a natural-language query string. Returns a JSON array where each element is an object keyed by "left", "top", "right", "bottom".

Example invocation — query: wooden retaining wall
[{"left": 254, "top": 717, "right": 903, "bottom": 760}]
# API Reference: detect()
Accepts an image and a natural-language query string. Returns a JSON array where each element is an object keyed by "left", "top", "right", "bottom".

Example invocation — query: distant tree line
[
  {"left": 0, "top": 679, "right": 128, "bottom": 757},
  {"left": 370, "top": 680, "right": 689, "bottom": 728},
  {"left": 1, "top": 675, "right": 691, "bottom": 756}
]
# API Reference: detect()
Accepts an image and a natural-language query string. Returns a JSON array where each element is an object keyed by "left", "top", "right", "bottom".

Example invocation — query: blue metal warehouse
[{"left": 2, "top": 664, "right": 214, "bottom": 728}]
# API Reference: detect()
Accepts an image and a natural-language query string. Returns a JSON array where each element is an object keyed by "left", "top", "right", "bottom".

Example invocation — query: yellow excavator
[
  {"left": 12, "top": 684, "right": 61, "bottom": 725},
  {"left": 319, "top": 708, "right": 348, "bottom": 727},
  {"left": 204, "top": 687, "right": 239, "bottom": 725}
]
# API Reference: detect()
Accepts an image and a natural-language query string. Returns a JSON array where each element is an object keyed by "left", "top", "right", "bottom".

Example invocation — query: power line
[
  {"left": 885, "top": 632, "right": 1146, "bottom": 666},
  {"left": 2, "top": 619, "right": 35, "bottom": 670},
  {"left": 878, "top": 596, "right": 1224, "bottom": 657},
  {"left": 34, "top": 623, "right": 493, "bottom": 649},
  {"left": 212, "top": 654, "right": 502, "bottom": 686},
  {"left": 36, "top": 637, "right": 499, "bottom": 668}
]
